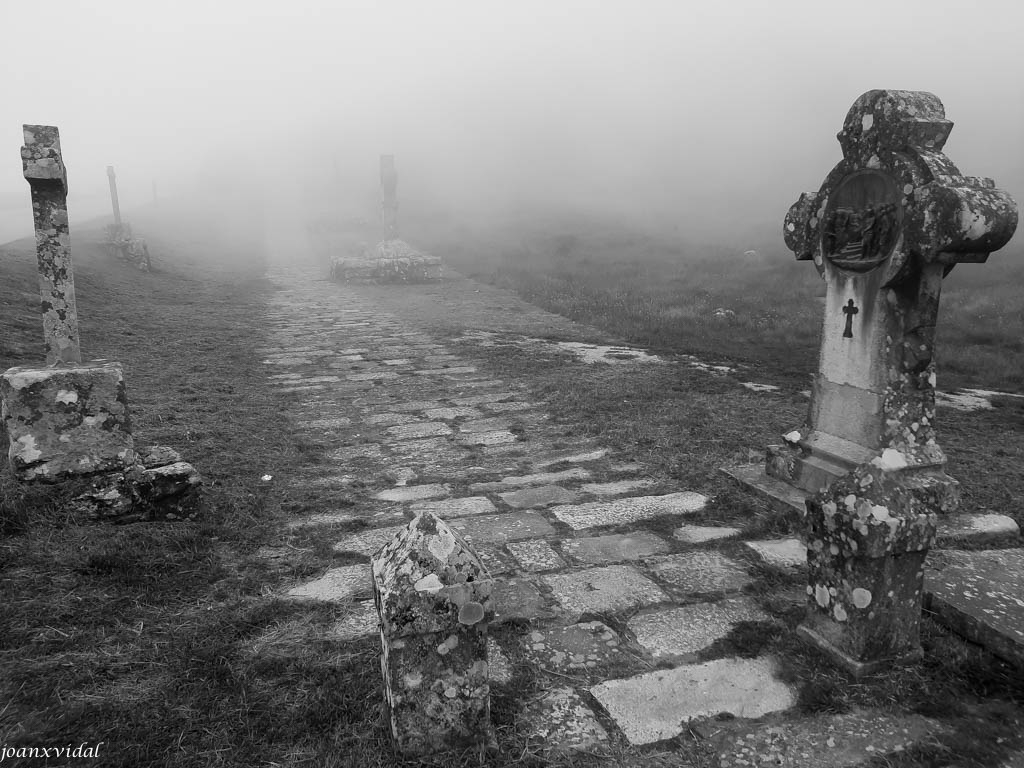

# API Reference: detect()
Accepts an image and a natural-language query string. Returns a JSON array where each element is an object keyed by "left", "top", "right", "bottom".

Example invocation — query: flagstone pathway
[{"left": 257, "top": 261, "right": 1019, "bottom": 763}]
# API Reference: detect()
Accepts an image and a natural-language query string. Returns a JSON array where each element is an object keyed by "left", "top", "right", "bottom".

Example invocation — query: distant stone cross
[
  {"left": 21, "top": 125, "right": 81, "bottom": 365},
  {"left": 380, "top": 154, "right": 398, "bottom": 239},
  {"left": 841, "top": 299, "right": 858, "bottom": 338}
]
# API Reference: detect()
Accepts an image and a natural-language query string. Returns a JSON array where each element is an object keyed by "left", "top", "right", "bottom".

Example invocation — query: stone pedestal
[
  {"left": 1, "top": 361, "right": 134, "bottom": 481},
  {"left": 798, "top": 462, "right": 957, "bottom": 675},
  {"left": 371, "top": 512, "right": 494, "bottom": 756}
]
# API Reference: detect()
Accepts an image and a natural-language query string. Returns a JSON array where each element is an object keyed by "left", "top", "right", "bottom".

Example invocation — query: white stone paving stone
[
  {"left": 287, "top": 565, "right": 372, "bottom": 602},
  {"left": 385, "top": 422, "right": 453, "bottom": 440},
  {"left": 590, "top": 656, "right": 797, "bottom": 745},
  {"left": 543, "top": 565, "right": 668, "bottom": 619},
  {"left": 374, "top": 483, "right": 450, "bottom": 502},
  {"left": 744, "top": 538, "right": 808, "bottom": 569},
  {"left": 580, "top": 479, "right": 656, "bottom": 497},
  {"left": 408, "top": 496, "right": 497, "bottom": 518},
  {"left": 649, "top": 552, "right": 752, "bottom": 594},
  {"left": 423, "top": 406, "right": 482, "bottom": 420},
  {"left": 506, "top": 540, "right": 566, "bottom": 572},
  {"left": 674, "top": 524, "right": 744, "bottom": 544},
  {"left": 629, "top": 597, "right": 770, "bottom": 658},
  {"left": 550, "top": 491, "right": 708, "bottom": 530},
  {"left": 332, "top": 525, "right": 407, "bottom": 556}
]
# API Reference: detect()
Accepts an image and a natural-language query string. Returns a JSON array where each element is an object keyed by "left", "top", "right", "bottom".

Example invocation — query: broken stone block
[
  {"left": 1, "top": 361, "right": 133, "bottom": 481},
  {"left": 798, "top": 462, "right": 946, "bottom": 676},
  {"left": 68, "top": 446, "right": 202, "bottom": 523},
  {"left": 371, "top": 512, "right": 494, "bottom": 756}
]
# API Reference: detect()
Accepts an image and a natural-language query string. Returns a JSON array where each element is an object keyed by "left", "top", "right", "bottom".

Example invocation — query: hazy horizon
[{"left": 3, "top": 0, "right": 1023, "bottom": 254}]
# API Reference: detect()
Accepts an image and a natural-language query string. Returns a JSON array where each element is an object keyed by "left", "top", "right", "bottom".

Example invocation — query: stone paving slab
[
  {"left": 550, "top": 491, "right": 708, "bottom": 530},
  {"left": 561, "top": 531, "right": 671, "bottom": 565},
  {"left": 506, "top": 540, "right": 567, "bottom": 572},
  {"left": 580, "top": 479, "right": 657, "bottom": 497},
  {"left": 590, "top": 656, "right": 797, "bottom": 745},
  {"left": 532, "top": 448, "right": 610, "bottom": 468},
  {"left": 925, "top": 549, "right": 1024, "bottom": 669},
  {"left": 744, "top": 539, "right": 807, "bottom": 569},
  {"left": 448, "top": 512, "right": 556, "bottom": 544},
  {"left": 521, "top": 687, "right": 609, "bottom": 752},
  {"left": 364, "top": 412, "right": 418, "bottom": 426},
  {"left": 332, "top": 525, "right": 407, "bottom": 556},
  {"left": 385, "top": 421, "right": 452, "bottom": 439},
  {"left": 327, "top": 601, "right": 378, "bottom": 641},
  {"left": 523, "top": 620, "right": 628, "bottom": 670},
  {"left": 286, "top": 564, "right": 372, "bottom": 602},
  {"left": 451, "top": 392, "right": 517, "bottom": 406},
  {"left": 470, "top": 468, "right": 591, "bottom": 493},
  {"left": 374, "top": 483, "right": 450, "bottom": 502},
  {"left": 543, "top": 565, "right": 668, "bottom": 620},
  {"left": 674, "top": 524, "right": 744, "bottom": 543},
  {"left": 629, "top": 597, "right": 769, "bottom": 659},
  {"left": 423, "top": 406, "right": 481, "bottom": 420},
  {"left": 713, "top": 708, "right": 947, "bottom": 768},
  {"left": 457, "top": 429, "right": 518, "bottom": 446},
  {"left": 498, "top": 484, "right": 578, "bottom": 509},
  {"left": 648, "top": 552, "right": 753, "bottom": 596},
  {"left": 408, "top": 496, "right": 497, "bottom": 518},
  {"left": 493, "top": 577, "right": 551, "bottom": 622}
]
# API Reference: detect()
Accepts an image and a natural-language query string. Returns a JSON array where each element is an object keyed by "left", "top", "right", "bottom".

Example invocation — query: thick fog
[{"left": 3, "top": 0, "right": 1023, "bottom": 250}]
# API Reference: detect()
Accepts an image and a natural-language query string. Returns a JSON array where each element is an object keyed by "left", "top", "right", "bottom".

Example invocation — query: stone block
[
  {"left": 371, "top": 513, "right": 494, "bottom": 756},
  {"left": 550, "top": 491, "right": 707, "bottom": 530},
  {"left": 521, "top": 688, "right": 608, "bottom": 752},
  {"left": 498, "top": 484, "right": 577, "bottom": 509},
  {"left": 562, "top": 531, "right": 670, "bottom": 565},
  {"left": 543, "top": 565, "right": 668, "bottom": 620},
  {"left": 649, "top": 552, "right": 752, "bottom": 596},
  {"left": 629, "top": 597, "right": 769, "bottom": 659},
  {"left": 1, "top": 361, "right": 133, "bottom": 481}
]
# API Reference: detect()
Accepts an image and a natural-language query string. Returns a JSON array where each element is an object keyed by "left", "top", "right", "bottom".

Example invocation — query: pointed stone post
[
  {"left": 107, "top": 165, "right": 122, "bottom": 229},
  {"left": 770, "top": 90, "right": 1017, "bottom": 675},
  {"left": 371, "top": 512, "right": 494, "bottom": 756},
  {"left": 380, "top": 154, "right": 398, "bottom": 240},
  {"left": 22, "top": 125, "right": 81, "bottom": 365}
]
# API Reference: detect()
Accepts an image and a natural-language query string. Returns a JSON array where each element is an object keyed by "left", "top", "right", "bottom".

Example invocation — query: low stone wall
[{"left": 330, "top": 238, "right": 442, "bottom": 284}]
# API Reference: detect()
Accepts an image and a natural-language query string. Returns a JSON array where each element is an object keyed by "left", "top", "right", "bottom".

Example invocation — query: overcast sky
[{"left": 2, "top": 0, "right": 1022, "bottom": 248}]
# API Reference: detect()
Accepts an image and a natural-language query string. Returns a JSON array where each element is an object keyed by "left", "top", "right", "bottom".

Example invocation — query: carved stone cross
[
  {"left": 773, "top": 90, "right": 1017, "bottom": 492},
  {"left": 21, "top": 125, "right": 81, "bottom": 365}
]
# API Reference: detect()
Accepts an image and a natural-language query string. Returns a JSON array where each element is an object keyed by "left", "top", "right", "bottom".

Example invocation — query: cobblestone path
[{"left": 256, "top": 262, "right": 1017, "bottom": 764}]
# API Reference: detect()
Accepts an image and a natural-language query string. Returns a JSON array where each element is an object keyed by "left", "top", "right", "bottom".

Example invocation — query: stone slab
[
  {"left": 674, "top": 524, "right": 743, "bottom": 543},
  {"left": 451, "top": 392, "right": 516, "bottom": 406},
  {"left": 385, "top": 421, "right": 452, "bottom": 440},
  {"left": 649, "top": 552, "right": 752, "bottom": 596},
  {"left": 409, "top": 496, "right": 497, "bottom": 518},
  {"left": 374, "top": 483, "right": 450, "bottom": 503},
  {"left": 590, "top": 656, "right": 797, "bottom": 745},
  {"left": 287, "top": 564, "right": 372, "bottom": 601},
  {"left": 459, "top": 417, "right": 516, "bottom": 433},
  {"left": 562, "top": 531, "right": 671, "bottom": 565},
  {"left": 332, "top": 525, "right": 407, "bottom": 556},
  {"left": 532, "top": 448, "right": 610, "bottom": 468},
  {"left": 523, "top": 621, "right": 627, "bottom": 670},
  {"left": 521, "top": 687, "right": 609, "bottom": 752},
  {"left": 471, "top": 468, "right": 591, "bottom": 492},
  {"left": 629, "top": 597, "right": 769, "bottom": 659},
  {"left": 448, "top": 512, "right": 556, "bottom": 545},
  {"left": 543, "top": 565, "right": 668, "bottom": 620},
  {"left": 457, "top": 430, "right": 517, "bottom": 446},
  {"left": 483, "top": 401, "right": 534, "bottom": 413},
  {"left": 364, "top": 412, "right": 418, "bottom": 426},
  {"left": 423, "top": 406, "right": 481, "bottom": 420},
  {"left": 744, "top": 539, "right": 807, "bottom": 569},
  {"left": 580, "top": 479, "right": 657, "bottom": 497},
  {"left": 498, "top": 485, "right": 578, "bottom": 509},
  {"left": 327, "top": 601, "right": 379, "bottom": 640},
  {"left": 925, "top": 549, "right": 1024, "bottom": 669},
  {"left": 325, "top": 444, "right": 385, "bottom": 461},
  {"left": 550, "top": 492, "right": 708, "bottom": 530},
  {"left": 714, "top": 708, "right": 947, "bottom": 768},
  {"left": 506, "top": 540, "right": 566, "bottom": 572},
  {"left": 492, "top": 577, "right": 550, "bottom": 622}
]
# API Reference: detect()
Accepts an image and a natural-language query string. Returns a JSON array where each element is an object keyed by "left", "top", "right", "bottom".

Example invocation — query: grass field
[{"left": 1, "top": 209, "right": 1022, "bottom": 767}]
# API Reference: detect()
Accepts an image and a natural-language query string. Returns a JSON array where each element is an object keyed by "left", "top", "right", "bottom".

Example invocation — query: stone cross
[
  {"left": 380, "top": 154, "right": 398, "bottom": 240},
  {"left": 107, "top": 165, "right": 122, "bottom": 229},
  {"left": 371, "top": 512, "right": 494, "bottom": 756},
  {"left": 22, "top": 125, "right": 81, "bottom": 365},
  {"left": 772, "top": 90, "right": 1017, "bottom": 676}
]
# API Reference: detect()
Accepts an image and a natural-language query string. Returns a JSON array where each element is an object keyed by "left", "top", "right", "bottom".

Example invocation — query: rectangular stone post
[
  {"left": 371, "top": 512, "right": 494, "bottom": 756},
  {"left": 107, "top": 165, "right": 122, "bottom": 228},
  {"left": 380, "top": 154, "right": 398, "bottom": 240},
  {"left": 22, "top": 125, "right": 81, "bottom": 365}
]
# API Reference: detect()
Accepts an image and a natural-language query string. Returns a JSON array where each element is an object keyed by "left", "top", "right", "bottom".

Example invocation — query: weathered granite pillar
[
  {"left": 22, "top": 125, "right": 80, "bottom": 365},
  {"left": 371, "top": 512, "right": 494, "bottom": 756},
  {"left": 380, "top": 154, "right": 398, "bottom": 239},
  {"left": 107, "top": 165, "right": 122, "bottom": 229},
  {"left": 773, "top": 90, "right": 1017, "bottom": 674}
]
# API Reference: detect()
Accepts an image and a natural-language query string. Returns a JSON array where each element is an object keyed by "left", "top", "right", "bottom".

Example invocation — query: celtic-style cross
[{"left": 768, "top": 90, "right": 1017, "bottom": 494}]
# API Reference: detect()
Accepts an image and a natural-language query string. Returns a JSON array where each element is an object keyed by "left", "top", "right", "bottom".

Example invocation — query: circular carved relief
[{"left": 821, "top": 170, "right": 903, "bottom": 272}]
